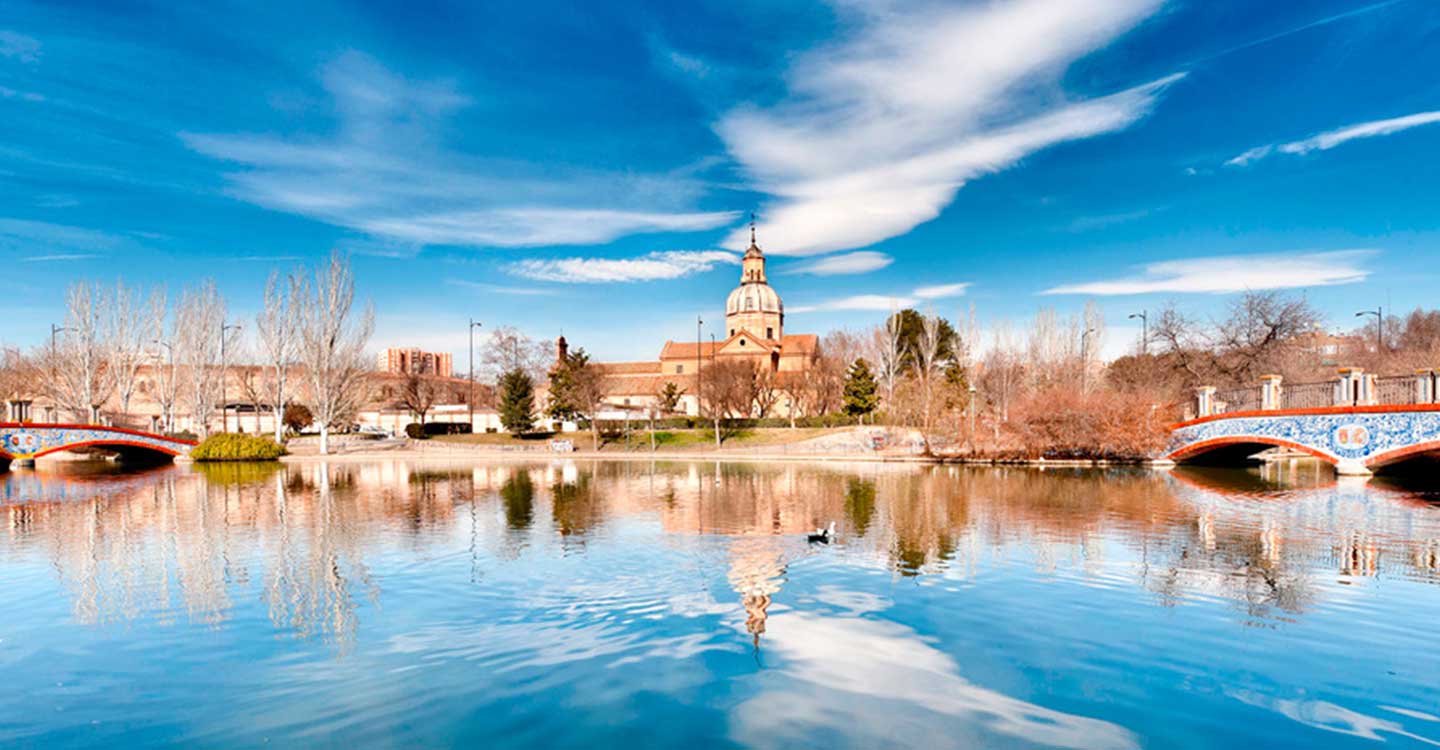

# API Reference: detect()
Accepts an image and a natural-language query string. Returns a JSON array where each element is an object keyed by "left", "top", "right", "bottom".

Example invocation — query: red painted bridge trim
[{"left": 1169, "top": 403, "right": 1440, "bottom": 431}]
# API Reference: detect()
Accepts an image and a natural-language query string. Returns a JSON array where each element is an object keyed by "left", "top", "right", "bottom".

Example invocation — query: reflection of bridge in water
[
  {"left": 1168, "top": 369, "right": 1440, "bottom": 475},
  {"left": 0, "top": 422, "right": 195, "bottom": 469}
]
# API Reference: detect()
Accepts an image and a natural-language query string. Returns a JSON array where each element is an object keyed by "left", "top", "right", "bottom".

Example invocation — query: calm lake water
[{"left": 2, "top": 459, "right": 1439, "bottom": 749}]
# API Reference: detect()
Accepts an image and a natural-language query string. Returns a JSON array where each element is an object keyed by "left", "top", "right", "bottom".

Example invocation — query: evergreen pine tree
[
  {"left": 843, "top": 358, "right": 879, "bottom": 421},
  {"left": 498, "top": 368, "right": 536, "bottom": 434}
]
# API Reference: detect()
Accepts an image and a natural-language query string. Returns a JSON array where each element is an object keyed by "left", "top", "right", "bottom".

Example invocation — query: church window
[
  {"left": 676, "top": 364, "right": 684, "bottom": 374},
  {"left": 745, "top": 298, "right": 754, "bottom": 311},
  {"left": 740, "top": 339, "right": 745, "bottom": 346},
  {"left": 766, "top": 327, "right": 774, "bottom": 339}
]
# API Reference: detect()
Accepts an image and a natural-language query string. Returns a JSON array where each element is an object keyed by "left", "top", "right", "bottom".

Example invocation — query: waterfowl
[{"left": 807, "top": 521, "right": 835, "bottom": 544}]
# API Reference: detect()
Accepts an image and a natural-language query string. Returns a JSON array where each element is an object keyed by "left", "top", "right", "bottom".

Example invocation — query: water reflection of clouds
[
  {"left": 731, "top": 612, "right": 1138, "bottom": 750},
  {"left": 1230, "top": 690, "right": 1440, "bottom": 746}
]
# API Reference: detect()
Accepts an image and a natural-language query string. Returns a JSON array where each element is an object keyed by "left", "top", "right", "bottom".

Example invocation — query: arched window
[{"left": 745, "top": 297, "right": 754, "bottom": 311}]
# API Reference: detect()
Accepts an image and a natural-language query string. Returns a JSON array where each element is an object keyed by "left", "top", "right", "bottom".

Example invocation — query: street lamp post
[
  {"left": 1356, "top": 307, "right": 1383, "bottom": 357},
  {"left": 1128, "top": 311, "right": 1148, "bottom": 355},
  {"left": 967, "top": 383, "right": 977, "bottom": 451},
  {"left": 220, "top": 322, "right": 241, "bottom": 433},
  {"left": 696, "top": 316, "right": 703, "bottom": 416},
  {"left": 49, "top": 323, "right": 74, "bottom": 422},
  {"left": 468, "top": 319, "right": 483, "bottom": 431}
]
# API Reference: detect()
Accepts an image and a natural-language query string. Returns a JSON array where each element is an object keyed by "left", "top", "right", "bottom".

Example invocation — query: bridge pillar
[
  {"left": 1260, "top": 375, "right": 1283, "bottom": 410},
  {"left": 1335, "top": 459, "right": 1373, "bottom": 477},
  {"left": 1419, "top": 370, "right": 1438, "bottom": 404},
  {"left": 1194, "top": 386, "right": 1217, "bottom": 418},
  {"left": 1336, "top": 368, "right": 1364, "bottom": 406}
]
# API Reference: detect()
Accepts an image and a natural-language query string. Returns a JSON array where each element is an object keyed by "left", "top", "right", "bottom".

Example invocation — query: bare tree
[
  {"left": 237, "top": 364, "right": 267, "bottom": 434},
  {"left": 914, "top": 311, "right": 945, "bottom": 453},
  {"left": 256, "top": 269, "right": 303, "bottom": 442},
  {"left": 480, "top": 326, "right": 550, "bottom": 382},
  {"left": 53, "top": 282, "right": 116, "bottom": 422},
  {"left": 176, "top": 281, "right": 226, "bottom": 437},
  {"left": 151, "top": 304, "right": 181, "bottom": 433},
  {"left": 779, "top": 372, "right": 810, "bottom": 428},
  {"left": 108, "top": 282, "right": 164, "bottom": 425},
  {"left": 750, "top": 364, "right": 780, "bottom": 419},
  {"left": 398, "top": 373, "right": 440, "bottom": 425},
  {"left": 874, "top": 309, "right": 903, "bottom": 413},
  {"left": 299, "top": 252, "right": 374, "bottom": 455},
  {"left": 699, "top": 358, "right": 752, "bottom": 446}
]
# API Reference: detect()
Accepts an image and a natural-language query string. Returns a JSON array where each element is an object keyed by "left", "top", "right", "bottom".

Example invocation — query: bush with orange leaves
[{"left": 1006, "top": 386, "right": 1171, "bottom": 460}]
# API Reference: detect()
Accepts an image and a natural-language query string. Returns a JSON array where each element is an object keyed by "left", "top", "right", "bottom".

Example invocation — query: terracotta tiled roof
[
  {"left": 661, "top": 332, "right": 819, "bottom": 360},
  {"left": 659, "top": 340, "right": 722, "bottom": 360},
  {"left": 778, "top": 334, "right": 819, "bottom": 356},
  {"left": 602, "top": 373, "right": 697, "bottom": 395},
  {"left": 595, "top": 361, "right": 664, "bottom": 375}
]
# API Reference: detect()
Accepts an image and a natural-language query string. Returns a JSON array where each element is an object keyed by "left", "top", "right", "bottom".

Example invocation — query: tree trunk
[
  {"left": 714, "top": 417, "right": 721, "bottom": 447},
  {"left": 319, "top": 424, "right": 330, "bottom": 455},
  {"left": 273, "top": 405, "right": 284, "bottom": 443}
]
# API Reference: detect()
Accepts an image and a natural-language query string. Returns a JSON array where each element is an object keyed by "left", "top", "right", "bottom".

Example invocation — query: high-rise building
[{"left": 376, "top": 348, "right": 453, "bottom": 377}]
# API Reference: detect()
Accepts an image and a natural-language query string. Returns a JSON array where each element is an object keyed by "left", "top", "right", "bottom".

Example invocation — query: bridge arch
[
  {"left": 1167, "top": 436, "right": 1338, "bottom": 468},
  {"left": 0, "top": 423, "right": 195, "bottom": 468},
  {"left": 1365, "top": 441, "right": 1440, "bottom": 471}
]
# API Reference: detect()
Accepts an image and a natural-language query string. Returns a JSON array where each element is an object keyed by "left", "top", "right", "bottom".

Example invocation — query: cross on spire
[{"left": 749, "top": 212, "right": 757, "bottom": 246}]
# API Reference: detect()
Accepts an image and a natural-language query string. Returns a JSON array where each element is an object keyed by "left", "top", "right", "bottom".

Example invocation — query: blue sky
[{"left": 3, "top": 0, "right": 1439, "bottom": 362}]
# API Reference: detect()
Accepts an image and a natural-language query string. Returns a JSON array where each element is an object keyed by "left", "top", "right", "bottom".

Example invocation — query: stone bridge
[
  {"left": 0, "top": 423, "right": 196, "bottom": 469},
  {"left": 1167, "top": 368, "right": 1440, "bottom": 475}
]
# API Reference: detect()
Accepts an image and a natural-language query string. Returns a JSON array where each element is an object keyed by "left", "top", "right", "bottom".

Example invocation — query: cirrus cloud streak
[
  {"left": 1041, "top": 250, "right": 1375, "bottom": 295},
  {"left": 507, "top": 250, "right": 738, "bottom": 284}
]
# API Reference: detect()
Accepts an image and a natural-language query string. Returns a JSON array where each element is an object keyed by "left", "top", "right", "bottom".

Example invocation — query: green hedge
[{"left": 190, "top": 433, "right": 287, "bottom": 462}]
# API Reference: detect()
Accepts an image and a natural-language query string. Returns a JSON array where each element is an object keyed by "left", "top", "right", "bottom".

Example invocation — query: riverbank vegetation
[{"left": 190, "top": 433, "right": 286, "bottom": 461}]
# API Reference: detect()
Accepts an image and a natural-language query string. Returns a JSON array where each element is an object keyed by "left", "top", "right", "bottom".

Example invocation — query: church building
[{"left": 584, "top": 227, "right": 820, "bottom": 417}]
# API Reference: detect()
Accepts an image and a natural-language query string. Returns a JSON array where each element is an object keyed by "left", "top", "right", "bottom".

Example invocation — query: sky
[{"left": 3, "top": 0, "right": 1440, "bottom": 364}]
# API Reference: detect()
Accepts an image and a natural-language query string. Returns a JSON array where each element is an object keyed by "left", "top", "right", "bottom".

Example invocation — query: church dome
[{"left": 727, "top": 282, "right": 783, "bottom": 316}]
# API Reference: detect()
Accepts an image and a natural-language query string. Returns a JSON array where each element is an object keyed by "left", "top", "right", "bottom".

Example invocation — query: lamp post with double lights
[
  {"left": 1356, "top": 307, "right": 1383, "bottom": 358},
  {"left": 468, "top": 319, "right": 483, "bottom": 431},
  {"left": 220, "top": 322, "right": 242, "bottom": 433},
  {"left": 1128, "top": 311, "right": 1148, "bottom": 355}
]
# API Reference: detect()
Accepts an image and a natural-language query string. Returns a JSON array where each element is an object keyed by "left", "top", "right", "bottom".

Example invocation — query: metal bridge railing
[{"left": 1195, "top": 369, "right": 1439, "bottom": 418}]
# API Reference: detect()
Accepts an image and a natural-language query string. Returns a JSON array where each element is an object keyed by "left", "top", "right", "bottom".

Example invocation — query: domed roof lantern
[{"left": 741, "top": 213, "right": 767, "bottom": 283}]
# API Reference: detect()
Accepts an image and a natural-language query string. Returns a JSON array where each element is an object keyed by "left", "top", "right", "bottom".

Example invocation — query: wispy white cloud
[
  {"left": 0, "top": 218, "right": 128, "bottom": 254},
  {"left": 507, "top": 250, "right": 738, "bottom": 284},
  {"left": 1227, "top": 110, "right": 1440, "bottom": 166},
  {"left": 791, "top": 279, "right": 968, "bottom": 313},
  {"left": 21, "top": 253, "right": 100, "bottom": 262},
  {"left": 184, "top": 52, "right": 730, "bottom": 249},
  {"left": 789, "top": 294, "right": 916, "bottom": 314},
  {"left": 359, "top": 208, "right": 735, "bottom": 248},
  {"left": 716, "top": 0, "right": 1177, "bottom": 255},
  {"left": 1041, "top": 250, "right": 1374, "bottom": 295},
  {"left": 781, "top": 251, "right": 893, "bottom": 276},
  {"left": 446, "top": 279, "right": 558, "bottom": 296},
  {"left": 914, "top": 282, "right": 971, "bottom": 299},
  {"left": 0, "top": 30, "right": 41, "bottom": 64},
  {"left": 1068, "top": 208, "right": 1152, "bottom": 232}
]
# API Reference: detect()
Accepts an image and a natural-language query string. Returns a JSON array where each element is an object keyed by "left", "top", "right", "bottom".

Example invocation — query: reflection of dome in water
[{"left": 727, "top": 537, "right": 788, "bottom": 646}]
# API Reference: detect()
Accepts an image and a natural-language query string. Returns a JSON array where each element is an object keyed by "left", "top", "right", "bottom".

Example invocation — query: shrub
[
  {"left": 405, "top": 423, "right": 427, "bottom": 440},
  {"left": 190, "top": 433, "right": 286, "bottom": 462},
  {"left": 166, "top": 430, "right": 199, "bottom": 442}
]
